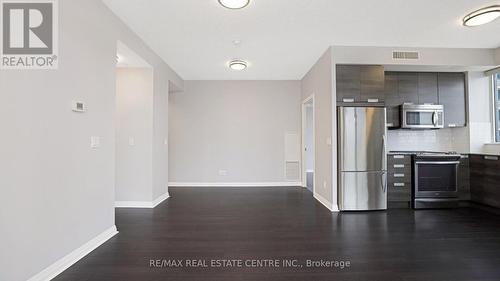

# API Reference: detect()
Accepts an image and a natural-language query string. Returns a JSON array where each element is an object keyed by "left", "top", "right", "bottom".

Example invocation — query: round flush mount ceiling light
[
  {"left": 228, "top": 59, "right": 248, "bottom": 71},
  {"left": 218, "top": 0, "right": 250, "bottom": 9},
  {"left": 463, "top": 6, "right": 500, "bottom": 27}
]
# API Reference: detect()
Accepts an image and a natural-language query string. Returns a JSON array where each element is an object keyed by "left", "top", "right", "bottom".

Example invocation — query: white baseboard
[
  {"left": 28, "top": 225, "right": 118, "bottom": 281},
  {"left": 313, "top": 192, "right": 339, "bottom": 212},
  {"left": 115, "top": 192, "right": 170, "bottom": 208},
  {"left": 152, "top": 192, "right": 170, "bottom": 208},
  {"left": 168, "top": 182, "right": 303, "bottom": 187}
]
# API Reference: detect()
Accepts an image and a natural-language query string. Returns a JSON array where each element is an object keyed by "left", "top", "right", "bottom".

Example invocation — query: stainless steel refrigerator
[{"left": 338, "top": 106, "right": 387, "bottom": 211}]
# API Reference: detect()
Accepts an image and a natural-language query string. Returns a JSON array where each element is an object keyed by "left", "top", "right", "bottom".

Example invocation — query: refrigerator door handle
[
  {"left": 381, "top": 172, "right": 387, "bottom": 193},
  {"left": 382, "top": 134, "right": 387, "bottom": 170}
]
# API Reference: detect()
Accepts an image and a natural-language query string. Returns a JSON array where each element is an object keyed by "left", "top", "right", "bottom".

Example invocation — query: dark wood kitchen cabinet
[
  {"left": 470, "top": 154, "right": 500, "bottom": 208},
  {"left": 397, "top": 72, "right": 419, "bottom": 104},
  {"left": 438, "top": 73, "right": 467, "bottom": 128},
  {"left": 387, "top": 154, "right": 412, "bottom": 205},
  {"left": 336, "top": 65, "right": 385, "bottom": 103},
  {"left": 336, "top": 65, "right": 360, "bottom": 102},
  {"left": 418, "top": 73, "right": 439, "bottom": 104},
  {"left": 383, "top": 71, "right": 466, "bottom": 129},
  {"left": 384, "top": 72, "right": 438, "bottom": 128},
  {"left": 458, "top": 155, "right": 471, "bottom": 201},
  {"left": 384, "top": 72, "right": 400, "bottom": 128},
  {"left": 360, "top": 65, "right": 385, "bottom": 102}
]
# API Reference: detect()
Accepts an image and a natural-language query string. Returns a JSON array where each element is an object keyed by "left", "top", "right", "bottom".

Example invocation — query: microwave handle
[{"left": 432, "top": 111, "right": 438, "bottom": 126}]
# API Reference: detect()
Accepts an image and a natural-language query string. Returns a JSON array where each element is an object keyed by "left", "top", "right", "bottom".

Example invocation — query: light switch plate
[
  {"left": 128, "top": 137, "right": 135, "bottom": 146},
  {"left": 90, "top": 136, "right": 100, "bottom": 149},
  {"left": 218, "top": 170, "right": 228, "bottom": 176}
]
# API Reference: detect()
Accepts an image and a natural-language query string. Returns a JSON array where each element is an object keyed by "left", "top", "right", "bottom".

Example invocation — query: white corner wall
[
  {"left": 301, "top": 48, "right": 338, "bottom": 211},
  {"left": 0, "top": 1, "right": 182, "bottom": 280},
  {"left": 168, "top": 80, "right": 301, "bottom": 185},
  {"left": 115, "top": 68, "right": 154, "bottom": 202}
]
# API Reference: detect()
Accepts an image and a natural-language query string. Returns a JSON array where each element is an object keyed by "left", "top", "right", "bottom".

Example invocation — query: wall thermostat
[{"left": 72, "top": 101, "right": 86, "bottom": 112}]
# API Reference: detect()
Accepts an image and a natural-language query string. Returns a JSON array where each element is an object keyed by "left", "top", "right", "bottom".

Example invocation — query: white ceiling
[{"left": 103, "top": 0, "right": 500, "bottom": 80}]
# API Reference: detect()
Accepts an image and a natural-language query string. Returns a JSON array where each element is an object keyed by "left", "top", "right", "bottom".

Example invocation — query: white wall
[
  {"left": 0, "top": 1, "right": 182, "bottom": 280},
  {"left": 115, "top": 68, "right": 154, "bottom": 202},
  {"left": 301, "top": 48, "right": 337, "bottom": 210},
  {"left": 496, "top": 48, "right": 500, "bottom": 65},
  {"left": 168, "top": 80, "right": 301, "bottom": 184},
  {"left": 466, "top": 71, "right": 494, "bottom": 154}
]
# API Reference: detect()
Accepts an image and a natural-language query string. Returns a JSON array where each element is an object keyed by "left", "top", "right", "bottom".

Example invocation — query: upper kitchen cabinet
[
  {"left": 418, "top": 73, "right": 439, "bottom": 104},
  {"left": 397, "top": 73, "right": 419, "bottom": 104},
  {"left": 336, "top": 65, "right": 360, "bottom": 102},
  {"left": 336, "top": 65, "right": 385, "bottom": 103},
  {"left": 385, "top": 72, "right": 401, "bottom": 128},
  {"left": 438, "top": 73, "right": 467, "bottom": 128},
  {"left": 360, "top": 65, "right": 385, "bottom": 102}
]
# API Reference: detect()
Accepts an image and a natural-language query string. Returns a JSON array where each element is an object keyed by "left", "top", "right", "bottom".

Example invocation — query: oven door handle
[{"left": 415, "top": 161, "right": 460, "bottom": 165}]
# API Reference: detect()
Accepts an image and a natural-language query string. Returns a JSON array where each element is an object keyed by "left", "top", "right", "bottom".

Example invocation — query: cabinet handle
[
  {"left": 393, "top": 155, "right": 405, "bottom": 159},
  {"left": 448, "top": 124, "right": 457, "bottom": 128},
  {"left": 484, "top": 156, "right": 499, "bottom": 161},
  {"left": 393, "top": 164, "right": 405, "bottom": 168},
  {"left": 342, "top": 98, "right": 355, "bottom": 103},
  {"left": 394, "top": 174, "right": 405, "bottom": 178},
  {"left": 367, "top": 98, "right": 379, "bottom": 103},
  {"left": 387, "top": 123, "right": 394, "bottom": 127},
  {"left": 394, "top": 183, "right": 405, "bottom": 187}
]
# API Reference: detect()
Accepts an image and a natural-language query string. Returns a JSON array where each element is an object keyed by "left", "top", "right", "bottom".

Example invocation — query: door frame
[{"left": 301, "top": 95, "right": 315, "bottom": 190}]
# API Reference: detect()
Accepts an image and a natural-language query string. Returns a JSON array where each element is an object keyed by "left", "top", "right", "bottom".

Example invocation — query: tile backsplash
[{"left": 387, "top": 129, "right": 454, "bottom": 152}]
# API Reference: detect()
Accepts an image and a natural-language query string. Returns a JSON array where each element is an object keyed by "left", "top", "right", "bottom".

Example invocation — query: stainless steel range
[{"left": 412, "top": 152, "right": 461, "bottom": 209}]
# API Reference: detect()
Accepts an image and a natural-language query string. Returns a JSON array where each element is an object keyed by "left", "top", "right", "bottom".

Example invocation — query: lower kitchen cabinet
[
  {"left": 470, "top": 154, "right": 500, "bottom": 208},
  {"left": 458, "top": 155, "right": 471, "bottom": 201},
  {"left": 387, "top": 154, "right": 412, "bottom": 204}
]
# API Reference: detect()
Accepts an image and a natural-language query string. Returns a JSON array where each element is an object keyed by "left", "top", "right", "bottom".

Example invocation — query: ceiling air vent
[{"left": 392, "top": 51, "right": 420, "bottom": 60}]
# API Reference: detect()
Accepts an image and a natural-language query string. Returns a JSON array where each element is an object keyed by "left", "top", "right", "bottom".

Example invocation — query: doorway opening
[{"left": 302, "top": 95, "right": 315, "bottom": 193}]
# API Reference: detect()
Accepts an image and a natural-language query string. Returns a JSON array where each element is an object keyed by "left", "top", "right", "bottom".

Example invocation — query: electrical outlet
[
  {"left": 128, "top": 137, "right": 135, "bottom": 146},
  {"left": 218, "top": 170, "right": 228, "bottom": 176}
]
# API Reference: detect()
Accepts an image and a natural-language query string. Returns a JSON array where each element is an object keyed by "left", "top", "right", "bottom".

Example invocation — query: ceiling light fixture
[
  {"left": 218, "top": 0, "right": 250, "bottom": 9},
  {"left": 463, "top": 5, "right": 500, "bottom": 27},
  {"left": 228, "top": 59, "right": 248, "bottom": 71}
]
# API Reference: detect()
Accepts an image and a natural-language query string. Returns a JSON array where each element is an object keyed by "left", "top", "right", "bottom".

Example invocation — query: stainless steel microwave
[{"left": 400, "top": 104, "right": 444, "bottom": 129}]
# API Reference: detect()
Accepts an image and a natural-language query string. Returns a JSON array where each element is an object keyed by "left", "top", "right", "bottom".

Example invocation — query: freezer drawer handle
[{"left": 380, "top": 173, "right": 387, "bottom": 193}]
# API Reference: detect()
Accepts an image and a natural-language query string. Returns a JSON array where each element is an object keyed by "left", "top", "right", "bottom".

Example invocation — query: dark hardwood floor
[{"left": 54, "top": 187, "right": 500, "bottom": 281}]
